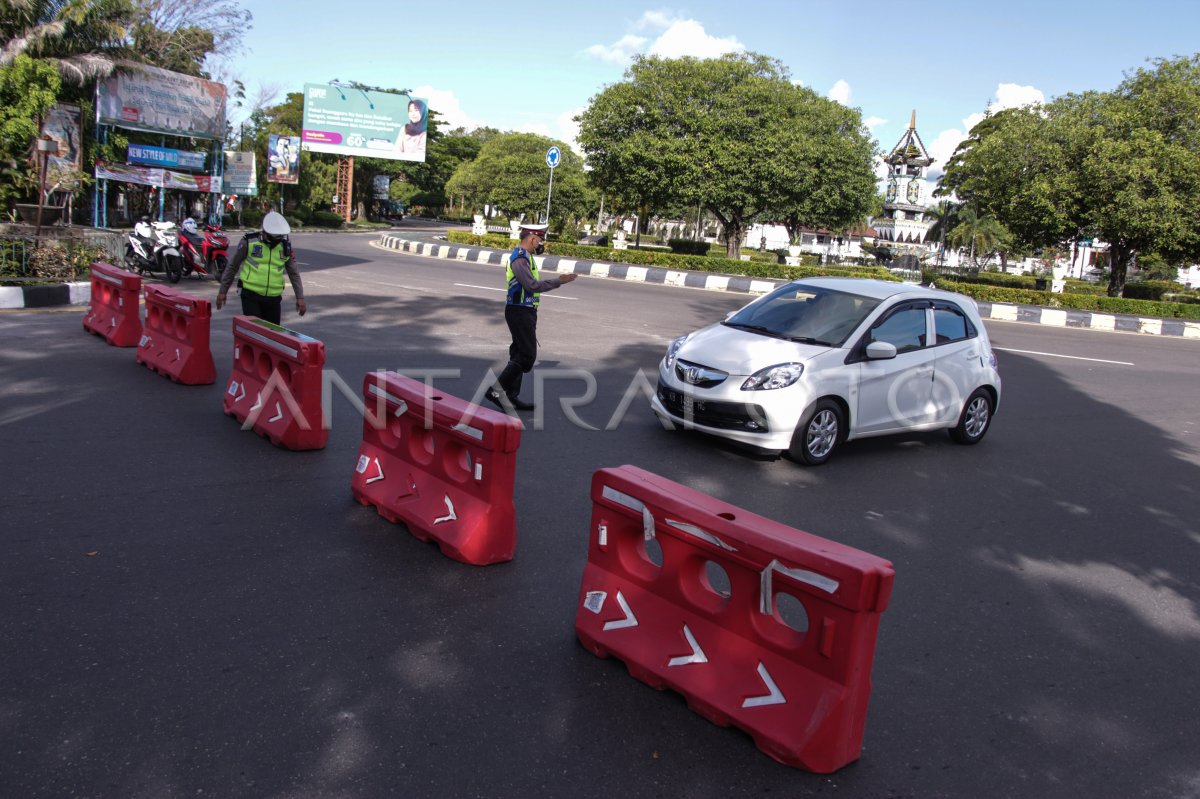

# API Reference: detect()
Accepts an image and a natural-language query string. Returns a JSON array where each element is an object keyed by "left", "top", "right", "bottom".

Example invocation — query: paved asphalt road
[{"left": 2, "top": 226, "right": 1199, "bottom": 798}]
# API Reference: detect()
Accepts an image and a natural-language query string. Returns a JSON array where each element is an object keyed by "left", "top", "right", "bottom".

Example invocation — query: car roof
[{"left": 788, "top": 276, "right": 933, "bottom": 301}]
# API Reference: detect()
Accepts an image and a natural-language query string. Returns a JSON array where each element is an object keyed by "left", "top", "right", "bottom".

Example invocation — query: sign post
[{"left": 544, "top": 146, "right": 560, "bottom": 224}]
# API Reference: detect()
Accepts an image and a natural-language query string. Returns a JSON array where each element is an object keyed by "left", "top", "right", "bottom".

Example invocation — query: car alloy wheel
[
  {"left": 788, "top": 399, "right": 843, "bottom": 466},
  {"left": 951, "top": 388, "right": 993, "bottom": 445}
]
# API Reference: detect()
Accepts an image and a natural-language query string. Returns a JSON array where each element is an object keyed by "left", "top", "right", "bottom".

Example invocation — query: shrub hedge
[
  {"left": 445, "top": 230, "right": 899, "bottom": 282},
  {"left": 668, "top": 238, "right": 710, "bottom": 256},
  {"left": 310, "top": 210, "right": 345, "bottom": 229},
  {"left": 935, "top": 280, "right": 1200, "bottom": 320}
]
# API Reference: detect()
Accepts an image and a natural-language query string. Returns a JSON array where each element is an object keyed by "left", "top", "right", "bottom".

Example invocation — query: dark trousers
[
  {"left": 240, "top": 288, "right": 283, "bottom": 325},
  {"left": 498, "top": 305, "right": 537, "bottom": 399}
]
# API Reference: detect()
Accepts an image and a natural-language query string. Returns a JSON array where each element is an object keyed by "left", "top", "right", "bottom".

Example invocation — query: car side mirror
[{"left": 865, "top": 341, "right": 898, "bottom": 360}]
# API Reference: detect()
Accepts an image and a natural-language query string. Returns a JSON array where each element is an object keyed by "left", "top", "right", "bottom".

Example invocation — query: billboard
[
  {"left": 40, "top": 103, "right": 83, "bottom": 189},
  {"left": 127, "top": 143, "right": 206, "bottom": 171},
  {"left": 96, "top": 62, "right": 227, "bottom": 140},
  {"left": 95, "top": 161, "right": 221, "bottom": 193},
  {"left": 301, "top": 83, "right": 428, "bottom": 162},
  {"left": 224, "top": 151, "right": 258, "bottom": 196},
  {"left": 267, "top": 134, "right": 301, "bottom": 184}
]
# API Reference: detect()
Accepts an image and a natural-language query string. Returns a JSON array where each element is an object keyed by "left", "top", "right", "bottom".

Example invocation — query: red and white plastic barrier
[
  {"left": 574, "top": 465, "right": 895, "bottom": 773},
  {"left": 136, "top": 285, "right": 215, "bottom": 385},
  {"left": 82, "top": 262, "right": 141, "bottom": 347},
  {"left": 351, "top": 371, "right": 523, "bottom": 566},
  {"left": 223, "top": 315, "right": 327, "bottom": 450}
]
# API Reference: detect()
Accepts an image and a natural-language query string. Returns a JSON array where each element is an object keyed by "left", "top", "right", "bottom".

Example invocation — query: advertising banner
[
  {"left": 268, "top": 134, "right": 301, "bottom": 184},
  {"left": 127, "top": 143, "right": 206, "bottom": 171},
  {"left": 95, "top": 161, "right": 221, "bottom": 193},
  {"left": 224, "top": 151, "right": 258, "bottom": 196},
  {"left": 40, "top": 103, "right": 83, "bottom": 189},
  {"left": 97, "top": 62, "right": 227, "bottom": 140},
  {"left": 301, "top": 83, "right": 428, "bottom": 163}
]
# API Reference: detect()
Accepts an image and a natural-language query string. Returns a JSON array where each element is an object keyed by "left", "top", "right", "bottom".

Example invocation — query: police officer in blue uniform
[{"left": 486, "top": 223, "right": 576, "bottom": 412}]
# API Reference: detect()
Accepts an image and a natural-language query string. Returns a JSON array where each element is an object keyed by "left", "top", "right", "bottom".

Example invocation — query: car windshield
[{"left": 722, "top": 284, "right": 882, "bottom": 346}]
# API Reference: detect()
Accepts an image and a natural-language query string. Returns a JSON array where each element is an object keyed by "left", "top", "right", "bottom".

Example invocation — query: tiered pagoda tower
[{"left": 874, "top": 111, "right": 934, "bottom": 250}]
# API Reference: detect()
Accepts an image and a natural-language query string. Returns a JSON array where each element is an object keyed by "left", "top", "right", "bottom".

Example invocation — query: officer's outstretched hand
[
  {"left": 296, "top": 298, "right": 308, "bottom": 316},
  {"left": 560, "top": 274, "right": 578, "bottom": 284},
  {"left": 216, "top": 292, "right": 227, "bottom": 310}
]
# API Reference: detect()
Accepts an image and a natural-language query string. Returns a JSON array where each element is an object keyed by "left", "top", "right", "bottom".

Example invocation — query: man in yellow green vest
[
  {"left": 485, "top": 223, "right": 577, "bottom": 413},
  {"left": 216, "top": 211, "right": 307, "bottom": 325}
]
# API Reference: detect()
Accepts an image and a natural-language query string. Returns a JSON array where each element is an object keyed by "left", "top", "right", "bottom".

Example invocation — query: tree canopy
[
  {"left": 445, "top": 132, "right": 593, "bottom": 228},
  {"left": 577, "top": 52, "right": 877, "bottom": 258},
  {"left": 940, "top": 54, "right": 1200, "bottom": 295}
]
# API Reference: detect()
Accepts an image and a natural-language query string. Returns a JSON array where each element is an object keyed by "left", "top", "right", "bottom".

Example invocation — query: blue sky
[{"left": 227, "top": 0, "right": 1198, "bottom": 179}]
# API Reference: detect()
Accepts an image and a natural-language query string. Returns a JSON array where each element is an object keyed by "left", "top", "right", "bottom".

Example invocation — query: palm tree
[
  {"left": 924, "top": 200, "right": 959, "bottom": 265},
  {"left": 1, "top": 0, "right": 135, "bottom": 85},
  {"left": 947, "top": 205, "right": 1009, "bottom": 268}
]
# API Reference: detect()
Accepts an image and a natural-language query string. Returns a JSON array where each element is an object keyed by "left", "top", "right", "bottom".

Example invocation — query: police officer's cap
[
  {"left": 519, "top": 223, "right": 548, "bottom": 239},
  {"left": 263, "top": 211, "right": 291, "bottom": 238}
]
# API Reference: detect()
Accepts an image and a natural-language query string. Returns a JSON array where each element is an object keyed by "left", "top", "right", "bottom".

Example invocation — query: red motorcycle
[{"left": 178, "top": 218, "right": 230, "bottom": 281}]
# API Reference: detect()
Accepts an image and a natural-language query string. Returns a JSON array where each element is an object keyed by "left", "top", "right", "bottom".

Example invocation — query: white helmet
[
  {"left": 262, "top": 211, "right": 290, "bottom": 243},
  {"left": 182, "top": 217, "right": 198, "bottom": 234}
]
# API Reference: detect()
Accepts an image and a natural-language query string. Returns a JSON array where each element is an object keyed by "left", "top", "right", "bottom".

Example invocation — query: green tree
[
  {"left": 0, "top": 53, "right": 60, "bottom": 206},
  {"left": 940, "top": 55, "right": 1200, "bottom": 296},
  {"left": 445, "top": 132, "right": 592, "bottom": 227},
  {"left": 1, "top": 0, "right": 134, "bottom": 84},
  {"left": 129, "top": 0, "right": 250, "bottom": 78},
  {"left": 946, "top": 205, "right": 1011, "bottom": 268},
  {"left": 578, "top": 52, "right": 877, "bottom": 259}
]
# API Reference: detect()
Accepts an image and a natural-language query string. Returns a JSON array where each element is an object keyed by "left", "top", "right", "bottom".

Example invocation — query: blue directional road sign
[{"left": 546, "top": 146, "right": 561, "bottom": 170}]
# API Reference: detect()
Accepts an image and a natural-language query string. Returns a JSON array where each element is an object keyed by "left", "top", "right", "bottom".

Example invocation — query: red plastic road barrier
[
  {"left": 351, "top": 371, "right": 523, "bottom": 566},
  {"left": 223, "top": 315, "right": 327, "bottom": 450},
  {"left": 82, "top": 262, "right": 141, "bottom": 347},
  {"left": 574, "top": 465, "right": 895, "bottom": 773},
  {"left": 136, "top": 285, "right": 215, "bottom": 385}
]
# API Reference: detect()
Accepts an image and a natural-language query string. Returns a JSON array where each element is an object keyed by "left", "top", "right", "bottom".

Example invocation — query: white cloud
[
  {"left": 925, "top": 82, "right": 1046, "bottom": 176},
  {"left": 557, "top": 107, "right": 584, "bottom": 154},
  {"left": 584, "top": 34, "right": 649, "bottom": 65},
  {"left": 584, "top": 16, "right": 743, "bottom": 64},
  {"left": 637, "top": 10, "right": 676, "bottom": 30},
  {"left": 863, "top": 116, "right": 887, "bottom": 130},
  {"left": 648, "top": 19, "right": 744, "bottom": 59},
  {"left": 828, "top": 79, "right": 852, "bottom": 106},
  {"left": 412, "top": 85, "right": 478, "bottom": 132}
]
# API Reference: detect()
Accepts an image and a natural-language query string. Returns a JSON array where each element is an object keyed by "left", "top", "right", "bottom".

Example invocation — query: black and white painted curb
[
  {"left": 376, "top": 233, "right": 1200, "bottom": 340},
  {"left": 0, "top": 282, "right": 90, "bottom": 310}
]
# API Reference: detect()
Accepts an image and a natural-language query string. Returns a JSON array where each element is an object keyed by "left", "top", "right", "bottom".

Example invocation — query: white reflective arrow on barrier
[
  {"left": 249, "top": 392, "right": 262, "bottom": 413},
  {"left": 667, "top": 624, "right": 708, "bottom": 667},
  {"left": 603, "top": 591, "right": 638, "bottom": 631},
  {"left": 365, "top": 457, "right": 385, "bottom": 484},
  {"left": 268, "top": 402, "right": 283, "bottom": 423},
  {"left": 742, "top": 662, "right": 786, "bottom": 708},
  {"left": 433, "top": 495, "right": 457, "bottom": 524}
]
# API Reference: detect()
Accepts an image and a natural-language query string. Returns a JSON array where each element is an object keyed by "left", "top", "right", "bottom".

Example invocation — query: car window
[
  {"left": 725, "top": 285, "right": 880, "bottom": 346},
  {"left": 933, "top": 306, "right": 973, "bottom": 344},
  {"left": 869, "top": 306, "right": 927, "bottom": 353}
]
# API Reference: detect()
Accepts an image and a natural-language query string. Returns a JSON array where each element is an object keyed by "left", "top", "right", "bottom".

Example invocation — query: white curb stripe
[{"left": 1039, "top": 309, "right": 1067, "bottom": 327}]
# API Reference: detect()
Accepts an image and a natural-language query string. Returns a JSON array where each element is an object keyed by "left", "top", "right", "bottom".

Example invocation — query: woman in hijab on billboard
[{"left": 395, "top": 99, "right": 427, "bottom": 157}]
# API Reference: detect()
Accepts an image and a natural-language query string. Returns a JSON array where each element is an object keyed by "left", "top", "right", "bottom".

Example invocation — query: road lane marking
[
  {"left": 453, "top": 283, "right": 577, "bottom": 300},
  {"left": 993, "top": 347, "right": 1134, "bottom": 366}
]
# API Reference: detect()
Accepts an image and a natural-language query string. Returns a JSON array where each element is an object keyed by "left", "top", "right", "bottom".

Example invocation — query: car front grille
[{"left": 657, "top": 382, "right": 770, "bottom": 433}]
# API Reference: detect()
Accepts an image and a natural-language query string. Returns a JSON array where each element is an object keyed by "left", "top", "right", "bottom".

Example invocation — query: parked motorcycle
[
  {"left": 124, "top": 217, "right": 159, "bottom": 275},
  {"left": 152, "top": 220, "right": 184, "bottom": 283},
  {"left": 178, "top": 217, "right": 230, "bottom": 281},
  {"left": 123, "top": 217, "right": 184, "bottom": 282}
]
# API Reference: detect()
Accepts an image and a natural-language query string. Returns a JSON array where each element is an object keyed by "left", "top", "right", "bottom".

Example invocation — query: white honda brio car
[{"left": 650, "top": 277, "right": 1001, "bottom": 465}]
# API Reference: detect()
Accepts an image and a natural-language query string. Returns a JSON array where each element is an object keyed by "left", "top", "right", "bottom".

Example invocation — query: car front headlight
[
  {"left": 664, "top": 335, "right": 687, "bottom": 369},
  {"left": 741, "top": 362, "right": 804, "bottom": 390}
]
